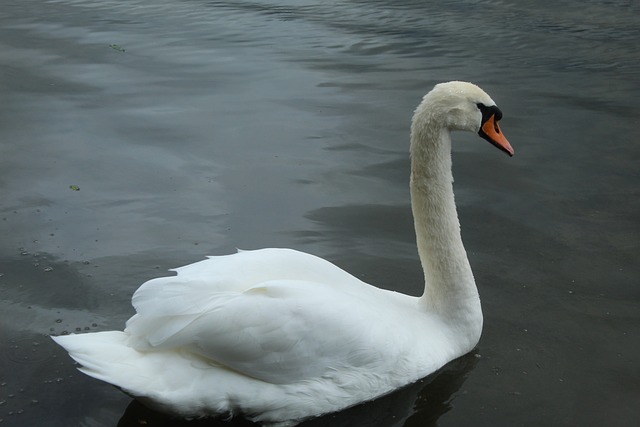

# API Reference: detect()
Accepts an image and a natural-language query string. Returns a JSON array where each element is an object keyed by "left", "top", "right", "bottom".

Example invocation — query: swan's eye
[{"left": 476, "top": 103, "right": 503, "bottom": 124}]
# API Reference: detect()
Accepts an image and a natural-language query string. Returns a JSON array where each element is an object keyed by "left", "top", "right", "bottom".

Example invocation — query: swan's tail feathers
[
  {"left": 52, "top": 332, "right": 235, "bottom": 418},
  {"left": 51, "top": 331, "right": 148, "bottom": 394}
]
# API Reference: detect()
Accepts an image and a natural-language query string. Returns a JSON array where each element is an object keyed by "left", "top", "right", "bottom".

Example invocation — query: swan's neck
[{"left": 410, "top": 120, "right": 482, "bottom": 330}]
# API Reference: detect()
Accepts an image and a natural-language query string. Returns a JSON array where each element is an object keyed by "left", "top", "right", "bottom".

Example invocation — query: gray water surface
[{"left": 1, "top": 0, "right": 639, "bottom": 426}]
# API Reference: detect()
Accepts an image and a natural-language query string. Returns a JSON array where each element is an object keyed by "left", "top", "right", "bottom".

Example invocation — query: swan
[{"left": 52, "top": 81, "right": 514, "bottom": 427}]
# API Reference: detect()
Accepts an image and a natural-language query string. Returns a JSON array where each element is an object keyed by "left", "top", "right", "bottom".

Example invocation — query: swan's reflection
[{"left": 117, "top": 352, "right": 478, "bottom": 427}]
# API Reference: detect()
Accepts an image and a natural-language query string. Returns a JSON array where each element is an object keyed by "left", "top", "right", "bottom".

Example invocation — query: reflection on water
[{"left": 1, "top": 0, "right": 639, "bottom": 426}]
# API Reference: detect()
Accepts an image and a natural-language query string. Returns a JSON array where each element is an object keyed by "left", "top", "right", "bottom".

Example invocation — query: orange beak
[{"left": 480, "top": 115, "right": 514, "bottom": 157}]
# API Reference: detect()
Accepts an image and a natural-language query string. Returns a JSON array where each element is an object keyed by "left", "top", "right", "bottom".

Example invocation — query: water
[{"left": 0, "top": 0, "right": 638, "bottom": 425}]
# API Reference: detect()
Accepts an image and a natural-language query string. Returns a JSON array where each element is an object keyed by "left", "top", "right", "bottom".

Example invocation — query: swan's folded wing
[
  {"left": 126, "top": 279, "right": 398, "bottom": 384},
  {"left": 126, "top": 249, "right": 369, "bottom": 339},
  {"left": 137, "top": 248, "right": 366, "bottom": 296}
]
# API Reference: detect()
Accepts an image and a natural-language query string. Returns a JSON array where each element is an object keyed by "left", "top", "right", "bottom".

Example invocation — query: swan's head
[{"left": 415, "top": 81, "right": 514, "bottom": 156}]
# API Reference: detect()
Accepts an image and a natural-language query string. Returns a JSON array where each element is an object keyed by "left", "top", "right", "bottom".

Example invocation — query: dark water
[{"left": 1, "top": 0, "right": 638, "bottom": 425}]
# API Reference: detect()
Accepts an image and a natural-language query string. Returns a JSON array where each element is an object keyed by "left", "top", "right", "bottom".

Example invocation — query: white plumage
[{"left": 53, "top": 81, "right": 513, "bottom": 426}]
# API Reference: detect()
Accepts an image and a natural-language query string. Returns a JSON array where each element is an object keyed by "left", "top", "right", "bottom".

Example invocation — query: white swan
[{"left": 52, "top": 81, "right": 513, "bottom": 427}]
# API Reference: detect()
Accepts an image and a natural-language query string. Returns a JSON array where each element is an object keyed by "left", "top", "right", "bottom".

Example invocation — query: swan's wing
[
  {"left": 126, "top": 279, "right": 404, "bottom": 384},
  {"left": 125, "top": 248, "right": 369, "bottom": 356},
  {"left": 125, "top": 248, "right": 372, "bottom": 359},
  {"left": 160, "top": 248, "right": 366, "bottom": 293}
]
